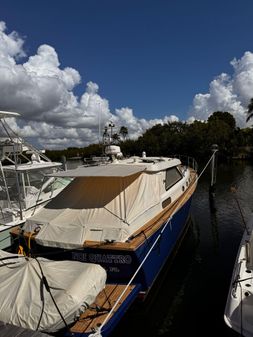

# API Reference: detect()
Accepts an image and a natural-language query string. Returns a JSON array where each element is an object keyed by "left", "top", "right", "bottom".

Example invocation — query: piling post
[
  {"left": 61, "top": 155, "right": 67, "bottom": 171},
  {"left": 210, "top": 144, "right": 218, "bottom": 192},
  {"left": 209, "top": 144, "right": 219, "bottom": 197}
]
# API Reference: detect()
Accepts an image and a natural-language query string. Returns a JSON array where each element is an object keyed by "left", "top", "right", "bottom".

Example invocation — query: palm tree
[
  {"left": 246, "top": 98, "right": 253, "bottom": 122},
  {"left": 119, "top": 126, "right": 128, "bottom": 140},
  {"left": 112, "top": 133, "right": 120, "bottom": 144}
]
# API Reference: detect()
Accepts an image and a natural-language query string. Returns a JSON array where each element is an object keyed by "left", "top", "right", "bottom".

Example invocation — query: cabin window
[
  {"left": 165, "top": 167, "right": 182, "bottom": 190},
  {"left": 26, "top": 170, "right": 46, "bottom": 189},
  {"left": 162, "top": 197, "right": 171, "bottom": 208}
]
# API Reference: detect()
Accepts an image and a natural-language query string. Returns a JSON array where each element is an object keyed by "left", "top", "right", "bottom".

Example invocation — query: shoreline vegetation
[{"left": 45, "top": 111, "right": 253, "bottom": 164}]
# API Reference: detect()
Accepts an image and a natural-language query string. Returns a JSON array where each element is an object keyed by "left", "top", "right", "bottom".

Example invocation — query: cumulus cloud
[
  {"left": 190, "top": 52, "right": 253, "bottom": 127},
  {"left": 2, "top": 20, "right": 251, "bottom": 150},
  {"left": 0, "top": 21, "right": 177, "bottom": 149}
]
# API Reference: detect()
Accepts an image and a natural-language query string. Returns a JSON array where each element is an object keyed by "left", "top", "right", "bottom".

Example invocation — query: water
[{"left": 108, "top": 160, "right": 253, "bottom": 337}]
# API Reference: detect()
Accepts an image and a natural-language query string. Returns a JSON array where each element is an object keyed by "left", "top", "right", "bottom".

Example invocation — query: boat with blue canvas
[{"left": 11, "top": 144, "right": 198, "bottom": 336}]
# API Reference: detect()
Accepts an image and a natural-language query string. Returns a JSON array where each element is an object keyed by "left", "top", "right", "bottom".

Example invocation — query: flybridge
[
  {"left": 0, "top": 110, "right": 71, "bottom": 250},
  {"left": 0, "top": 138, "right": 29, "bottom": 158}
]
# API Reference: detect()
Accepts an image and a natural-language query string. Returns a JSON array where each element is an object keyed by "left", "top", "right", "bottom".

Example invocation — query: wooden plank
[{"left": 70, "top": 284, "right": 136, "bottom": 334}]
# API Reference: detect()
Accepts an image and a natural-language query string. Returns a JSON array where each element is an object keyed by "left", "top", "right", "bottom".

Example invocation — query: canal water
[{"left": 107, "top": 160, "right": 253, "bottom": 337}]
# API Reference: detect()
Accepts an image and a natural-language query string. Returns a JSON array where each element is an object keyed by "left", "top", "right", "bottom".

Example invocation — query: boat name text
[{"left": 72, "top": 252, "right": 132, "bottom": 264}]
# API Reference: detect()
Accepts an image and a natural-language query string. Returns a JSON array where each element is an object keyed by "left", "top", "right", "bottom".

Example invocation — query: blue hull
[
  {"left": 17, "top": 196, "right": 193, "bottom": 337},
  {"left": 70, "top": 196, "right": 193, "bottom": 292},
  {"left": 64, "top": 197, "right": 193, "bottom": 337}
]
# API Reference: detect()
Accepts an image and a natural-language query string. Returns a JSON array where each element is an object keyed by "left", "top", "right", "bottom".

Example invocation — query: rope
[
  {"left": 197, "top": 150, "right": 217, "bottom": 181},
  {"left": 0, "top": 254, "right": 26, "bottom": 268},
  {"left": 88, "top": 150, "right": 218, "bottom": 337},
  {"left": 230, "top": 186, "right": 249, "bottom": 235},
  {"left": 34, "top": 257, "right": 69, "bottom": 331},
  {"left": 141, "top": 230, "right": 151, "bottom": 249},
  {"left": 102, "top": 288, "right": 112, "bottom": 310},
  {"left": 18, "top": 244, "right": 25, "bottom": 256},
  {"left": 169, "top": 150, "right": 217, "bottom": 220},
  {"left": 3, "top": 151, "right": 216, "bottom": 336},
  {"left": 0, "top": 253, "right": 69, "bottom": 332},
  {"left": 233, "top": 276, "right": 253, "bottom": 285},
  {"left": 88, "top": 217, "right": 172, "bottom": 337},
  {"left": 27, "top": 232, "right": 33, "bottom": 257}
]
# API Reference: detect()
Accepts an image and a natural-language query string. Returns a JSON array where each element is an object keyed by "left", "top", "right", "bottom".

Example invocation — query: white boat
[
  {"left": 224, "top": 215, "right": 253, "bottom": 336},
  {"left": 0, "top": 111, "right": 71, "bottom": 249},
  {"left": 12, "top": 144, "right": 198, "bottom": 336},
  {"left": 22, "top": 145, "right": 198, "bottom": 251}
]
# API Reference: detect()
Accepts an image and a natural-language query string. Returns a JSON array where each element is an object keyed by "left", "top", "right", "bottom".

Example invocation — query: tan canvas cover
[
  {"left": 0, "top": 250, "right": 106, "bottom": 332},
  {"left": 47, "top": 163, "right": 147, "bottom": 177},
  {"left": 24, "top": 172, "right": 161, "bottom": 248}
]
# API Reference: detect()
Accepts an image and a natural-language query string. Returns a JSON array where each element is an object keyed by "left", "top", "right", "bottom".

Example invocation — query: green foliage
[
  {"left": 208, "top": 111, "right": 236, "bottom": 129},
  {"left": 119, "top": 126, "right": 128, "bottom": 140},
  {"left": 247, "top": 98, "right": 253, "bottom": 122},
  {"left": 45, "top": 111, "right": 253, "bottom": 163}
]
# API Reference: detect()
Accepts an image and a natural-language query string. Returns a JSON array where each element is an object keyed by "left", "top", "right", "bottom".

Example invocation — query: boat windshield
[{"left": 0, "top": 168, "right": 70, "bottom": 210}]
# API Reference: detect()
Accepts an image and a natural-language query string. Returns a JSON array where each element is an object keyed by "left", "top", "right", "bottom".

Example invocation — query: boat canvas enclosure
[
  {"left": 24, "top": 165, "right": 162, "bottom": 248},
  {"left": 0, "top": 250, "right": 106, "bottom": 332}
]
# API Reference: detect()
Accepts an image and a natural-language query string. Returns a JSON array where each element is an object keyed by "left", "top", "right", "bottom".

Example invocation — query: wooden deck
[
  {"left": 0, "top": 285, "right": 138, "bottom": 336},
  {"left": 70, "top": 283, "right": 137, "bottom": 335}
]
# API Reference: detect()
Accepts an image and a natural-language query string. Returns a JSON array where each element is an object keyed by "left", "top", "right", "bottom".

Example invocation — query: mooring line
[{"left": 88, "top": 151, "right": 218, "bottom": 337}]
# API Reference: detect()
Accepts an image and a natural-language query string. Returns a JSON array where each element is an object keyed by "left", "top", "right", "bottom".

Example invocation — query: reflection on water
[{"left": 109, "top": 161, "right": 253, "bottom": 337}]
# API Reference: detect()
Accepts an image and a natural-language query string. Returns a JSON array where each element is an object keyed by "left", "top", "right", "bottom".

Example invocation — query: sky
[{"left": 0, "top": 0, "right": 253, "bottom": 149}]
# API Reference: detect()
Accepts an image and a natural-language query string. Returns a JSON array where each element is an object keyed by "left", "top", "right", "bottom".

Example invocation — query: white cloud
[
  {"left": 2, "top": 21, "right": 252, "bottom": 151},
  {"left": 0, "top": 21, "right": 25, "bottom": 59},
  {"left": 190, "top": 52, "right": 253, "bottom": 127},
  {"left": 0, "top": 21, "right": 178, "bottom": 149},
  {"left": 186, "top": 116, "right": 196, "bottom": 124}
]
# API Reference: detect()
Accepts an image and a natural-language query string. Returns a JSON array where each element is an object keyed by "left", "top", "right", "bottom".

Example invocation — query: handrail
[
  {"left": 172, "top": 154, "right": 198, "bottom": 172},
  {"left": 88, "top": 151, "right": 218, "bottom": 337}
]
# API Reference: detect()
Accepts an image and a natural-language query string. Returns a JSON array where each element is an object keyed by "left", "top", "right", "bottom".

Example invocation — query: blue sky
[{"left": 0, "top": 0, "right": 253, "bottom": 148}]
